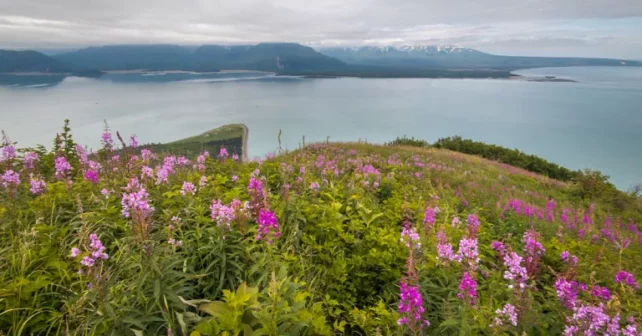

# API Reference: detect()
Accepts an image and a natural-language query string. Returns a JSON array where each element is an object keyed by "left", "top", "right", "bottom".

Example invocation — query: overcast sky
[{"left": 1, "top": 0, "right": 641, "bottom": 59}]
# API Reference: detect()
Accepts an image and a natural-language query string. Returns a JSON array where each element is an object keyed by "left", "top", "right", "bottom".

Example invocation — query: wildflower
[
  {"left": 89, "top": 233, "right": 108, "bottom": 260},
  {"left": 54, "top": 156, "right": 72, "bottom": 179},
  {"left": 436, "top": 230, "right": 460, "bottom": 263},
  {"left": 219, "top": 147, "right": 229, "bottom": 159},
  {"left": 523, "top": 230, "right": 545, "bottom": 277},
  {"left": 491, "top": 241, "right": 506, "bottom": 254},
  {"left": 423, "top": 206, "right": 436, "bottom": 228},
  {"left": 615, "top": 271, "right": 640, "bottom": 289},
  {"left": 100, "top": 188, "right": 111, "bottom": 198},
  {"left": 546, "top": 199, "right": 556, "bottom": 221},
  {"left": 232, "top": 153, "right": 239, "bottom": 161},
  {"left": 397, "top": 282, "right": 429, "bottom": 328},
  {"left": 85, "top": 169, "right": 100, "bottom": 183},
  {"left": 198, "top": 175, "right": 208, "bottom": 188},
  {"left": 451, "top": 216, "right": 460, "bottom": 227},
  {"left": 29, "top": 176, "right": 46, "bottom": 194},
  {"left": 141, "top": 166, "right": 153, "bottom": 179},
  {"left": 555, "top": 278, "right": 580, "bottom": 309},
  {"left": 561, "top": 251, "right": 579, "bottom": 266},
  {"left": 457, "top": 272, "right": 478, "bottom": 305},
  {"left": 129, "top": 135, "right": 138, "bottom": 148},
  {"left": 121, "top": 187, "right": 153, "bottom": 218},
  {"left": 310, "top": 182, "right": 320, "bottom": 192},
  {"left": 1, "top": 144, "right": 16, "bottom": 162},
  {"left": 168, "top": 238, "right": 183, "bottom": 246},
  {"left": 492, "top": 303, "right": 518, "bottom": 327},
  {"left": 22, "top": 152, "right": 39, "bottom": 169},
  {"left": 467, "top": 214, "right": 480, "bottom": 237},
  {"left": 70, "top": 247, "right": 80, "bottom": 257},
  {"left": 1, "top": 170, "right": 20, "bottom": 188},
  {"left": 256, "top": 209, "right": 280, "bottom": 244},
  {"left": 504, "top": 252, "right": 528, "bottom": 290},
  {"left": 141, "top": 149, "right": 155, "bottom": 161},
  {"left": 458, "top": 238, "right": 480, "bottom": 270},
  {"left": 210, "top": 200, "right": 235, "bottom": 227},
  {"left": 180, "top": 182, "right": 196, "bottom": 196},
  {"left": 81, "top": 256, "right": 95, "bottom": 267},
  {"left": 101, "top": 125, "right": 113, "bottom": 150},
  {"left": 401, "top": 227, "right": 421, "bottom": 249},
  {"left": 156, "top": 166, "right": 170, "bottom": 184},
  {"left": 591, "top": 285, "right": 611, "bottom": 301}
]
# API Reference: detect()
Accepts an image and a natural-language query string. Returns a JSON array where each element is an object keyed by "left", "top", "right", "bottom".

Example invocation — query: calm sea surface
[{"left": 0, "top": 67, "right": 641, "bottom": 189}]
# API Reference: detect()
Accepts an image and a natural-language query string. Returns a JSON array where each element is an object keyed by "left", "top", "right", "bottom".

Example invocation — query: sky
[{"left": 1, "top": 0, "right": 641, "bottom": 59}]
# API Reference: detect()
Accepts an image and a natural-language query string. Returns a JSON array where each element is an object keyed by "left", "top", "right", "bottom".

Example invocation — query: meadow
[{"left": 0, "top": 122, "right": 641, "bottom": 335}]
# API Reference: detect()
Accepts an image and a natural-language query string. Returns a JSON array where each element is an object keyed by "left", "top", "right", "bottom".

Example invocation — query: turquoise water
[{"left": 0, "top": 67, "right": 641, "bottom": 189}]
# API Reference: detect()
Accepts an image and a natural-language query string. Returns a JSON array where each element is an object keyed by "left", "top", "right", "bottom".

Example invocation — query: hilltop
[{"left": 1, "top": 122, "right": 641, "bottom": 335}]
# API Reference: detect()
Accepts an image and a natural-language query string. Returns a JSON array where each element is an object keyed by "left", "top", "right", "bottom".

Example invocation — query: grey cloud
[{"left": 0, "top": 0, "right": 641, "bottom": 58}]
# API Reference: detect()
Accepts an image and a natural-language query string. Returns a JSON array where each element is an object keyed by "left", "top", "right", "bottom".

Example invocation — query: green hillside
[{"left": 1, "top": 123, "right": 641, "bottom": 335}]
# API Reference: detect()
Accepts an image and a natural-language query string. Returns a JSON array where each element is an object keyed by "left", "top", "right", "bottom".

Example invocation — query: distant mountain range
[
  {"left": 316, "top": 45, "right": 642, "bottom": 70},
  {"left": 1, "top": 43, "right": 641, "bottom": 78},
  {"left": 0, "top": 50, "right": 69, "bottom": 73}
]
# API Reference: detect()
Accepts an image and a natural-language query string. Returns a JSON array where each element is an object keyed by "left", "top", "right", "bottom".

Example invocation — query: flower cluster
[
  {"left": 22, "top": 152, "right": 39, "bottom": 169},
  {"left": 466, "top": 214, "right": 480, "bottom": 237},
  {"left": 29, "top": 176, "right": 46, "bottom": 195},
  {"left": 70, "top": 233, "right": 109, "bottom": 272},
  {"left": 54, "top": 156, "right": 72, "bottom": 180},
  {"left": 401, "top": 226, "right": 421, "bottom": 249},
  {"left": 423, "top": 206, "right": 436, "bottom": 228},
  {"left": 615, "top": 271, "right": 640, "bottom": 289},
  {"left": 555, "top": 277, "right": 582, "bottom": 309},
  {"left": 457, "top": 272, "right": 478, "bottom": 305},
  {"left": 180, "top": 181, "right": 196, "bottom": 196},
  {"left": 523, "top": 230, "right": 545, "bottom": 276},
  {"left": 121, "top": 178, "right": 153, "bottom": 219},
  {"left": 436, "top": 230, "right": 460, "bottom": 263},
  {"left": 256, "top": 209, "right": 280, "bottom": 244},
  {"left": 397, "top": 282, "right": 429, "bottom": 329},
  {"left": 458, "top": 238, "right": 480, "bottom": 270},
  {"left": 560, "top": 251, "right": 579, "bottom": 266},
  {"left": 492, "top": 303, "right": 518, "bottom": 327},
  {"left": 503, "top": 252, "right": 528, "bottom": 290},
  {"left": 219, "top": 147, "right": 229, "bottom": 159},
  {"left": 1, "top": 170, "right": 20, "bottom": 188},
  {"left": 591, "top": 285, "right": 611, "bottom": 301}
]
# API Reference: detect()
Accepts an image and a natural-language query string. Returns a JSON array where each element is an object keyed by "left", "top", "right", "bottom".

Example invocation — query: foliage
[
  {"left": 432, "top": 136, "right": 579, "bottom": 181},
  {"left": 385, "top": 136, "right": 429, "bottom": 148},
  {"left": 1, "top": 122, "right": 642, "bottom": 335}
]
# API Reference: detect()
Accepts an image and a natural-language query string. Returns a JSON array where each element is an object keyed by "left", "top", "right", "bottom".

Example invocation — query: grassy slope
[
  {"left": 1, "top": 139, "right": 641, "bottom": 334},
  {"left": 143, "top": 123, "right": 246, "bottom": 158}
]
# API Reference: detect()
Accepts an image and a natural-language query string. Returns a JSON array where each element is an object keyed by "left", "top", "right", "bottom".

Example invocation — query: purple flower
[
  {"left": 436, "top": 230, "right": 460, "bottom": 263},
  {"left": 129, "top": 135, "right": 138, "bottom": 148},
  {"left": 546, "top": 199, "right": 556, "bottom": 222},
  {"left": 210, "top": 199, "right": 236, "bottom": 227},
  {"left": 141, "top": 149, "right": 155, "bottom": 161},
  {"left": 491, "top": 241, "right": 506, "bottom": 254},
  {"left": 555, "top": 278, "right": 580, "bottom": 309},
  {"left": 256, "top": 209, "right": 280, "bottom": 244},
  {"left": 401, "top": 227, "right": 421, "bottom": 249},
  {"left": 180, "top": 181, "right": 196, "bottom": 196},
  {"left": 398, "top": 282, "right": 429, "bottom": 329},
  {"left": 121, "top": 186, "right": 153, "bottom": 218},
  {"left": 232, "top": 153, "right": 239, "bottom": 161},
  {"left": 458, "top": 238, "right": 480, "bottom": 270},
  {"left": 84, "top": 169, "right": 100, "bottom": 183},
  {"left": 1, "top": 170, "right": 20, "bottom": 188},
  {"left": 29, "top": 177, "right": 46, "bottom": 195},
  {"left": 219, "top": 147, "right": 229, "bottom": 159},
  {"left": 100, "top": 188, "right": 111, "bottom": 198},
  {"left": 451, "top": 216, "right": 460, "bottom": 227},
  {"left": 70, "top": 247, "right": 80, "bottom": 257},
  {"left": 466, "top": 214, "right": 480, "bottom": 236},
  {"left": 81, "top": 256, "right": 95, "bottom": 267},
  {"left": 492, "top": 303, "right": 518, "bottom": 327},
  {"left": 22, "top": 152, "right": 39, "bottom": 169},
  {"left": 615, "top": 271, "right": 640, "bottom": 289},
  {"left": 199, "top": 175, "right": 208, "bottom": 188},
  {"left": 591, "top": 285, "right": 611, "bottom": 301},
  {"left": 423, "top": 207, "right": 436, "bottom": 227},
  {"left": 504, "top": 252, "right": 528, "bottom": 290},
  {"left": 101, "top": 128, "right": 113, "bottom": 150},
  {"left": 457, "top": 272, "right": 478, "bottom": 304},
  {"left": 232, "top": 175, "right": 239, "bottom": 182},
  {"left": 54, "top": 156, "right": 72, "bottom": 180},
  {"left": 310, "top": 182, "right": 320, "bottom": 192}
]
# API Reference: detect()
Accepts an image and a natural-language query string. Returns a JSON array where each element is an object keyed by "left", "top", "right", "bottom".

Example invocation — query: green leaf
[
  {"left": 199, "top": 301, "right": 231, "bottom": 317},
  {"left": 131, "top": 329, "right": 144, "bottom": 336}
]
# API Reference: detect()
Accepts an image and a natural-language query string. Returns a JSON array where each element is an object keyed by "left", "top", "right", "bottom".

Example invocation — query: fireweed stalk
[
  {"left": 121, "top": 177, "right": 154, "bottom": 243},
  {"left": 398, "top": 213, "right": 429, "bottom": 334}
]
